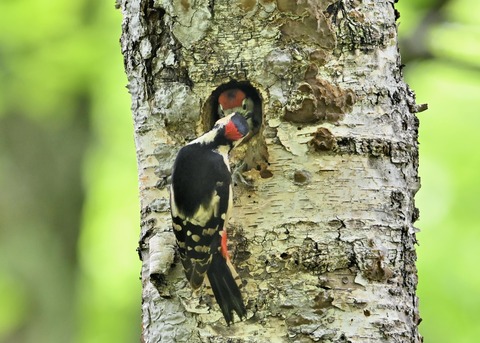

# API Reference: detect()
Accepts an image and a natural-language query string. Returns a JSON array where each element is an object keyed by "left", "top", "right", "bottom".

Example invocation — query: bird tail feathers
[{"left": 206, "top": 253, "right": 246, "bottom": 324}]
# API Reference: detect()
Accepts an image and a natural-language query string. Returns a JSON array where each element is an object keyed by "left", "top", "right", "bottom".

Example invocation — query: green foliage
[
  {"left": 0, "top": 274, "right": 28, "bottom": 335},
  {"left": 0, "top": 1, "right": 139, "bottom": 343},
  {"left": 397, "top": 0, "right": 480, "bottom": 342}
]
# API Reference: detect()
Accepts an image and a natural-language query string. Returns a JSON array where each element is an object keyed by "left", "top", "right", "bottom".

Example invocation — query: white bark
[{"left": 120, "top": 0, "right": 422, "bottom": 342}]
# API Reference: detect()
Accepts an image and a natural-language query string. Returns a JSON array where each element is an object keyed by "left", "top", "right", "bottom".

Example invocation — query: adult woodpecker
[
  {"left": 218, "top": 88, "right": 260, "bottom": 133},
  {"left": 170, "top": 112, "right": 249, "bottom": 324}
]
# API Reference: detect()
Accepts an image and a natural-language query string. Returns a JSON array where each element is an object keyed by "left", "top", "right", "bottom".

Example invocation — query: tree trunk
[{"left": 120, "top": 0, "right": 422, "bottom": 342}]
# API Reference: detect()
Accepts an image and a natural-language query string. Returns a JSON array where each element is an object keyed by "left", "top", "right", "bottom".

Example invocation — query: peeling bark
[{"left": 120, "top": 0, "right": 422, "bottom": 342}]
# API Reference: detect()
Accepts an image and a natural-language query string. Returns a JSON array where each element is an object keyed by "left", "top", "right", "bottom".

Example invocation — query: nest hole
[{"left": 201, "top": 80, "right": 263, "bottom": 132}]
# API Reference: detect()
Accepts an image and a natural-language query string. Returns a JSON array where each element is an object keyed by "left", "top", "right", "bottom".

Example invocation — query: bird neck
[{"left": 189, "top": 127, "right": 233, "bottom": 155}]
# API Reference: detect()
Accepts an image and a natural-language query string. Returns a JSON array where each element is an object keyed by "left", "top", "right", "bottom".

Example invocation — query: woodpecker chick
[
  {"left": 218, "top": 88, "right": 262, "bottom": 187},
  {"left": 218, "top": 88, "right": 261, "bottom": 134},
  {"left": 170, "top": 113, "right": 248, "bottom": 324}
]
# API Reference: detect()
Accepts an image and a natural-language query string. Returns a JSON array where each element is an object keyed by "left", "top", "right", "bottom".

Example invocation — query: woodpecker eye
[{"left": 242, "top": 101, "right": 247, "bottom": 110}]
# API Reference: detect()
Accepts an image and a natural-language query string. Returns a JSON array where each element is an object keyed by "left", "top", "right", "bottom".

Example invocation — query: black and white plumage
[{"left": 170, "top": 113, "right": 249, "bottom": 324}]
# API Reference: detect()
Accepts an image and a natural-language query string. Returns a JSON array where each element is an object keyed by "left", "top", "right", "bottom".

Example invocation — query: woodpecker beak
[{"left": 224, "top": 113, "right": 249, "bottom": 141}]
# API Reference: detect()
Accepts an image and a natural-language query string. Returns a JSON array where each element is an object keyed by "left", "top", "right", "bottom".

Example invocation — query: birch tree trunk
[{"left": 120, "top": 0, "right": 422, "bottom": 342}]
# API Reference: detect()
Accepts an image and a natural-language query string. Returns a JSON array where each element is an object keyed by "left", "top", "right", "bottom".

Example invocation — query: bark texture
[{"left": 120, "top": 0, "right": 422, "bottom": 342}]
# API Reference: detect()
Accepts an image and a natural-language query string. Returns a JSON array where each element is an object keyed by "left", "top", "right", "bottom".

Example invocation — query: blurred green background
[{"left": 0, "top": 1, "right": 478, "bottom": 342}]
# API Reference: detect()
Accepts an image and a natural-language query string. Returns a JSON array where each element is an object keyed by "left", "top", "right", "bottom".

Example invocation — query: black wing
[{"left": 171, "top": 143, "right": 231, "bottom": 288}]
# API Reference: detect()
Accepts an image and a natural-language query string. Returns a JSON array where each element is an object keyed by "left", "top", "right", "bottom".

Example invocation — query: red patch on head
[
  {"left": 218, "top": 89, "right": 246, "bottom": 110},
  {"left": 225, "top": 119, "right": 244, "bottom": 141}
]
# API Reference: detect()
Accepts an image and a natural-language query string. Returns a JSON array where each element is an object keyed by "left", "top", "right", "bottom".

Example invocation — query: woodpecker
[
  {"left": 170, "top": 112, "right": 249, "bottom": 324},
  {"left": 218, "top": 88, "right": 261, "bottom": 133}
]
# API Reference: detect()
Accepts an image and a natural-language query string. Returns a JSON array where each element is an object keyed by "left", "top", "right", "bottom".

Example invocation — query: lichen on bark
[{"left": 120, "top": 0, "right": 422, "bottom": 342}]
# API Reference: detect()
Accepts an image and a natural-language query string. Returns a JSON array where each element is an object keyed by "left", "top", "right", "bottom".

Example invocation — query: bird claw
[{"left": 232, "top": 162, "right": 255, "bottom": 188}]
